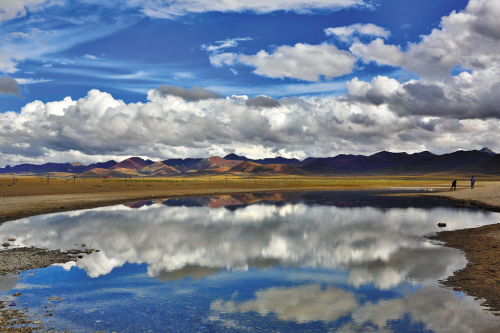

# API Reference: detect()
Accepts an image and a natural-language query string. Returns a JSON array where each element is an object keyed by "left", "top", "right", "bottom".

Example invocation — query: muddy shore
[
  {"left": 0, "top": 247, "right": 98, "bottom": 332},
  {"left": 415, "top": 182, "right": 500, "bottom": 313}
]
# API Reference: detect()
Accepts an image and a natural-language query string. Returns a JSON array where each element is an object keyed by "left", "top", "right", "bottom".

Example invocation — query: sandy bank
[{"left": 417, "top": 181, "right": 500, "bottom": 314}]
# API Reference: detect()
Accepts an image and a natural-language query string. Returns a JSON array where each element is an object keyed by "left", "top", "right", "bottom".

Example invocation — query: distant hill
[
  {"left": 454, "top": 153, "right": 500, "bottom": 175},
  {"left": 0, "top": 162, "right": 88, "bottom": 174},
  {"left": 109, "top": 157, "right": 154, "bottom": 170},
  {"left": 230, "top": 161, "right": 309, "bottom": 175},
  {"left": 223, "top": 153, "right": 250, "bottom": 162},
  {"left": 1, "top": 147, "right": 498, "bottom": 176},
  {"left": 139, "top": 162, "right": 180, "bottom": 176},
  {"left": 87, "top": 160, "right": 118, "bottom": 170},
  {"left": 189, "top": 156, "right": 241, "bottom": 172},
  {"left": 345, "top": 151, "right": 436, "bottom": 172},
  {"left": 479, "top": 147, "right": 497, "bottom": 156},
  {"left": 79, "top": 168, "right": 136, "bottom": 178},
  {"left": 301, "top": 151, "right": 436, "bottom": 175},
  {"left": 404, "top": 150, "right": 491, "bottom": 173},
  {"left": 223, "top": 154, "right": 302, "bottom": 166},
  {"left": 302, "top": 154, "right": 363, "bottom": 174},
  {"left": 161, "top": 158, "right": 203, "bottom": 172}
]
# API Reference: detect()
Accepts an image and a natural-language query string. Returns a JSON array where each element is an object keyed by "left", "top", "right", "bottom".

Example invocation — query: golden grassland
[{"left": 1, "top": 172, "right": 499, "bottom": 197}]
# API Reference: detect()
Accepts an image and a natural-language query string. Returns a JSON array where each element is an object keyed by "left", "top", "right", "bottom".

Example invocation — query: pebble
[{"left": 0, "top": 246, "right": 100, "bottom": 276}]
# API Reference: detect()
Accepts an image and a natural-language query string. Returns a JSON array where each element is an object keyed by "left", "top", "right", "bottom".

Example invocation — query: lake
[{"left": 1, "top": 190, "right": 500, "bottom": 332}]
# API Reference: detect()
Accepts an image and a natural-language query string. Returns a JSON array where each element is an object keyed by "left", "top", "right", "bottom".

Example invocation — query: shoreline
[{"left": 414, "top": 182, "right": 500, "bottom": 314}]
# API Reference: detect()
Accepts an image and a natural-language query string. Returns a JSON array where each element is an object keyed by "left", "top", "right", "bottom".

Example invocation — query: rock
[
  {"left": 7, "top": 238, "right": 16, "bottom": 242},
  {"left": 12, "top": 293, "right": 22, "bottom": 297},
  {"left": 438, "top": 223, "right": 447, "bottom": 228},
  {"left": 2, "top": 242, "right": 9, "bottom": 247}
]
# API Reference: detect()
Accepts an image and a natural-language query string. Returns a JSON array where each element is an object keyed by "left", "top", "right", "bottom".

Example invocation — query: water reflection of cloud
[
  {"left": 351, "top": 286, "right": 500, "bottom": 333},
  {"left": 211, "top": 284, "right": 358, "bottom": 324},
  {"left": 210, "top": 283, "right": 500, "bottom": 332},
  {"left": 0, "top": 201, "right": 498, "bottom": 288}
]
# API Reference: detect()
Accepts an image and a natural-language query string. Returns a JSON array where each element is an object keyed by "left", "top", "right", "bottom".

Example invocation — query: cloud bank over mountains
[
  {"left": 1, "top": 0, "right": 499, "bottom": 165},
  {"left": 2, "top": 84, "right": 500, "bottom": 166}
]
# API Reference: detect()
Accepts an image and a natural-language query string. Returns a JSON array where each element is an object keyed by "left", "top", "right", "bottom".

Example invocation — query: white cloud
[
  {"left": 2, "top": 85, "right": 500, "bottom": 166},
  {"left": 133, "top": 0, "right": 369, "bottom": 19},
  {"left": 0, "top": 50, "right": 25, "bottom": 73},
  {"left": 15, "top": 77, "right": 53, "bottom": 84},
  {"left": 0, "top": 0, "right": 62, "bottom": 22},
  {"left": 211, "top": 43, "right": 356, "bottom": 81},
  {"left": 211, "top": 284, "right": 358, "bottom": 323},
  {"left": 0, "top": 11, "right": 131, "bottom": 73},
  {"left": 325, "top": 23, "right": 390, "bottom": 42},
  {"left": 83, "top": 54, "right": 98, "bottom": 60},
  {"left": 201, "top": 37, "right": 252, "bottom": 53},
  {"left": 350, "top": 0, "right": 500, "bottom": 78}
]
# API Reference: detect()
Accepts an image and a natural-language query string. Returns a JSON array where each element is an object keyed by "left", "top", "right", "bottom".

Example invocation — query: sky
[{"left": 0, "top": 0, "right": 499, "bottom": 166}]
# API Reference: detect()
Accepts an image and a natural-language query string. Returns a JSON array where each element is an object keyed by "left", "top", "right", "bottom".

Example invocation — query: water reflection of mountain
[
  {"left": 124, "top": 192, "right": 300, "bottom": 209},
  {"left": 124, "top": 190, "right": 470, "bottom": 211}
]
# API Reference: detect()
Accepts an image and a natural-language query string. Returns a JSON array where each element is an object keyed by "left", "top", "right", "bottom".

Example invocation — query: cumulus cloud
[
  {"left": 2, "top": 86, "right": 500, "bottom": 165},
  {"left": 0, "top": 75, "right": 23, "bottom": 98},
  {"left": 156, "top": 84, "right": 220, "bottom": 101},
  {"left": 211, "top": 43, "right": 356, "bottom": 81},
  {"left": 350, "top": 0, "right": 500, "bottom": 78},
  {"left": 346, "top": 72, "right": 500, "bottom": 120},
  {"left": 325, "top": 23, "right": 390, "bottom": 42},
  {"left": 245, "top": 96, "right": 280, "bottom": 108}
]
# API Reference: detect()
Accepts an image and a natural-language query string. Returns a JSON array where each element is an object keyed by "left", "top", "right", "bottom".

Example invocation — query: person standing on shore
[
  {"left": 470, "top": 176, "right": 475, "bottom": 189},
  {"left": 450, "top": 180, "right": 457, "bottom": 191}
]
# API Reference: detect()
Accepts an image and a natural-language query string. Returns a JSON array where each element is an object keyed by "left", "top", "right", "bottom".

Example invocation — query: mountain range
[{"left": 0, "top": 147, "right": 498, "bottom": 177}]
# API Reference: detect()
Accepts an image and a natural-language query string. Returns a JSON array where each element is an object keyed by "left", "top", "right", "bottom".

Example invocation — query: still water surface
[{"left": 1, "top": 190, "right": 500, "bottom": 332}]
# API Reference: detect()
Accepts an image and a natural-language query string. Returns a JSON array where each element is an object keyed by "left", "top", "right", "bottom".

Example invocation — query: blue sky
[{"left": 0, "top": 0, "right": 499, "bottom": 165}]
